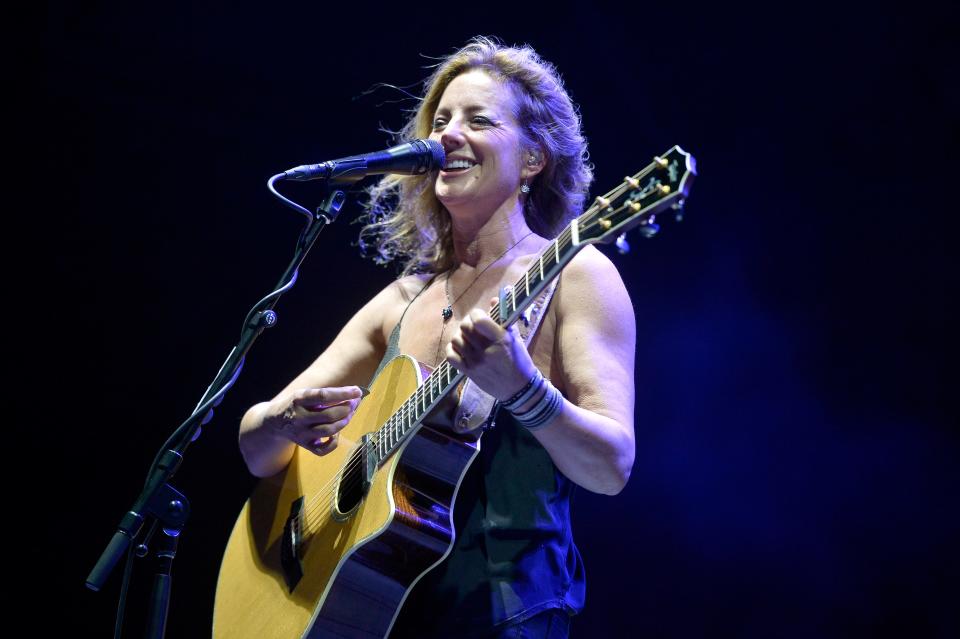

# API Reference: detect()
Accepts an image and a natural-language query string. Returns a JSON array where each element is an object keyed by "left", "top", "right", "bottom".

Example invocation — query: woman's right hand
[{"left": 263, "top": 386, "right": 364, "bottom": 456}]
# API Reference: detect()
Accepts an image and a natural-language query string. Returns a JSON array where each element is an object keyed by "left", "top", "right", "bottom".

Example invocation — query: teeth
[{"left": 444, "top": 159, "right": 477, "bottom": 170}]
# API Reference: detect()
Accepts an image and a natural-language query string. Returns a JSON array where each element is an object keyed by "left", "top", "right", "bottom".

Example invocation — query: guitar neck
[{"left": 372, "top": 230, "right": 583, "bottom": 464}]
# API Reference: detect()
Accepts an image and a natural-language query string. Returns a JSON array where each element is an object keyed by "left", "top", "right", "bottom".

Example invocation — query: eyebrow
[{"left": 434, "top": 104, "right": 497, "bottom": 116}]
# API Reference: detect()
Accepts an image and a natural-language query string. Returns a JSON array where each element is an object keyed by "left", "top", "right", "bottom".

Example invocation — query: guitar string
[{"left": 294, "top": 164, "right": 666, "bottom": 535}]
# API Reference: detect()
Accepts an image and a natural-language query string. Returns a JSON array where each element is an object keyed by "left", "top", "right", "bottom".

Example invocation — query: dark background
[{"left": 44, "top": 2, "right": 956, "bottom": 637}]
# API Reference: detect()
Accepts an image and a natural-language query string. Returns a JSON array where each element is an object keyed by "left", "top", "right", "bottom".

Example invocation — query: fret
[
  {"left": 542, "top": 248, "right": 556, "bottom": 274},
  {"left": 525, "top": 266, "right": 537, "bottom": 294},
  {"left": 553, "top": 239, "right": 560, "bottom": 266}
]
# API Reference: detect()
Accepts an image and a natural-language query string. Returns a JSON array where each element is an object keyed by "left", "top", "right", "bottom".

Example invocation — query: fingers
[
  {"left": 469, "top": 310, "right": 504, "bottom": 342},
  {"left": 280, "top": 401, "right": 354, "bottom": 432},
  {"left": 293, "top": 411, "right": 351, "bottom": 455},
  {"left": 458, "top": 309, "right": 504, "bottom": 347},
  {"left": 308, "top": 433, "right": 340, "bottom": 456},
  {"left": 269, "top": 386, "right": 366, "bottom": 457},
  {"left": 448, "top": 308, "right": 512, "bottom": 368},
  {"left": 445, "top": 341, "right": 464, "bottom": 369},
  {"left": 293, "top": 385, "right": 363, "bottom": 410}
]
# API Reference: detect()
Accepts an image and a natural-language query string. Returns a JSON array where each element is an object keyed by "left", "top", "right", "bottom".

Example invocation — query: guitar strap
[{"left": 450, "top": 278, "right": 559, "bottom": 435}]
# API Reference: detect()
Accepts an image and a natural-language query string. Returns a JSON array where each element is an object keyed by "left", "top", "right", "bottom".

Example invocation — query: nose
[{"left": 438, "top": 120, "right": 466, "bottom": 152}]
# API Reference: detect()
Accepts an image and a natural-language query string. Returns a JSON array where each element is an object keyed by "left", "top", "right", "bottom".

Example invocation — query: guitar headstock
[{"left": 577, "top": 145, "right": 696, "bottom": 248}]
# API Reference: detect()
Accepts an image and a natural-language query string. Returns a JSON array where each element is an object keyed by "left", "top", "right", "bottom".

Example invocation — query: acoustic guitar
[{"left": 213, "top": 146, "right": 696, "bottom": 638}]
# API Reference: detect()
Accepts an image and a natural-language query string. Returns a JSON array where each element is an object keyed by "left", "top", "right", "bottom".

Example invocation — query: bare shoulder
[
  {"left": 358, "top": 273, "right": 431, "bottom": 319},
  {"left": 276, "top": 272, "right": 435, "bottom": 394},
  {"left": 556, "top": 245, "right": 634, "bottom": 321},
  {"left": 373, "top": 272, "right": 433, "bottom": 326}
]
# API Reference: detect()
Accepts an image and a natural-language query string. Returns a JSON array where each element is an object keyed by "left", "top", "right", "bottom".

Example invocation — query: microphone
[{"left": 282, "top": 139, "right": 445, "bottom": 184}]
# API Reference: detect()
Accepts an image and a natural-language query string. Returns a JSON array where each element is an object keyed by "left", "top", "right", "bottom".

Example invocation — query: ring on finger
[
  {"left": 313, "top": 435, "right": 335, "bottom": 451},
  {"left": 280, "top": 406, "right": 297, "bottom": 431}
]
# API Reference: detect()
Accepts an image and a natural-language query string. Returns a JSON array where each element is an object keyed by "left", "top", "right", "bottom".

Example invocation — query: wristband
[
  {"left": 508, "top": 377, "right": 563, "bottom": 431},
  {"left": 502, "top": 369, "right": 544, "bottom": 411}
]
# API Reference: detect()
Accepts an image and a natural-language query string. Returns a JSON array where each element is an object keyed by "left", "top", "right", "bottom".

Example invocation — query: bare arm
[
  {"left": 239, "top": 279, "right": 408, "bottom": 477},
  {"left": 447, "top": 246, "right": 636, "bottom": 495},
  {"left": 535, "top": 246, "right": 636, "bottom": 494}
]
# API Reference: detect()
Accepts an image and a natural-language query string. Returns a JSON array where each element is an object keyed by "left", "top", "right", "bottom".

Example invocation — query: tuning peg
[
  {"left": 615, "top": 233, "right": 631, "bottom": 254},
  {"left": 638, "top": 223, "right": 660, "bottom": 239},
  {"left": 672, "top": 198, "right": 685, "bottom": 222}
]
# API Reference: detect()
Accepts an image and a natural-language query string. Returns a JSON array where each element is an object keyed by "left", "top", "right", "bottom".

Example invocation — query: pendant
[{"left": 442, "top": 306, "right": 453, "bottom": 321}]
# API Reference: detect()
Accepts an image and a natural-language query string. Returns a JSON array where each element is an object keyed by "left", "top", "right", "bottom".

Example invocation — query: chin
[{"left": 436, "top": 189, "right": 471, "bottom": 209}]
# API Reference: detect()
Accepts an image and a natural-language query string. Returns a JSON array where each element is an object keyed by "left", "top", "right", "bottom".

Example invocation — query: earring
[{"left": 520, "top": 181, "right": 531, "bottom": 194}]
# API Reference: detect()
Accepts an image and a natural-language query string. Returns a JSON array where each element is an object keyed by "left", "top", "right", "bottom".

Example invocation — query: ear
[{"left": 521, "top": 148, "right": 546, "bottom": 181}]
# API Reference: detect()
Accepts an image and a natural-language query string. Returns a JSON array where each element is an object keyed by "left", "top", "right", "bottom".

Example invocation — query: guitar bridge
[{"left": 280, "top": 496, "right": 304, "bottom": 592}]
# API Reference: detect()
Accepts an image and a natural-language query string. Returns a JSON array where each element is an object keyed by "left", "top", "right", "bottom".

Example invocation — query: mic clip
[{"left": 283, "top": 159, "right": 367, "bottom": 184}]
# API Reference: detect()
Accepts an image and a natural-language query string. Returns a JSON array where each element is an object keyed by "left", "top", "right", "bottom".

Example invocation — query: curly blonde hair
[{"left": 359, "top": 36, "right": 593, "bottom": 275}]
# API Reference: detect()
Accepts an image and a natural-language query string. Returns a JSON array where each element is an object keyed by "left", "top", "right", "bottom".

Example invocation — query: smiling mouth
[
  {"left": 441, "top": 160, "right": 478, "bottom": 174},
  {"left": 440, "top": 166, "right": 475, "bottom": 176}
]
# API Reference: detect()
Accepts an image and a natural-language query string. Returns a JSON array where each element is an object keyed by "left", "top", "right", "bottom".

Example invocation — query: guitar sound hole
[{"left": 334, "top": 447, "right": 365, "bottom": 517}]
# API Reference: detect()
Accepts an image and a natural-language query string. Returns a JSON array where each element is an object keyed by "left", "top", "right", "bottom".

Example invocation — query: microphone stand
[{"left": 85, "top": 177, "right": 348, "bottom": 639}]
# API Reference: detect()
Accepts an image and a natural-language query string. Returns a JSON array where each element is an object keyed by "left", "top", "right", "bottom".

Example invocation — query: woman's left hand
[{"left": 445, "top": 301, "right": 537, "bottom": 401}]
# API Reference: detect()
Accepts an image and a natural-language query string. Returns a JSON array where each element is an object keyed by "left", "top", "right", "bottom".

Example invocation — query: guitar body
[{"left": 214, "top": 355, "right": 480, "bottom": 638}]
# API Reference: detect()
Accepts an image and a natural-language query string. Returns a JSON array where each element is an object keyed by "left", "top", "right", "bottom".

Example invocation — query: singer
[{"left": 237, "top": 36, "right": 636, "bottom": 638}]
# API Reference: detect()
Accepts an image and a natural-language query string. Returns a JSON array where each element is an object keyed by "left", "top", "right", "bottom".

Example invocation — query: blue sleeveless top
[{"left": 381, "top": 283, "right": 585, "bottom": 637}]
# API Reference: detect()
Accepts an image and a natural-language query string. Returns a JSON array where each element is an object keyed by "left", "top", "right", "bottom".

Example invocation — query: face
[{"left": 429, "top": 70, "right": 535, "bottom": 218}]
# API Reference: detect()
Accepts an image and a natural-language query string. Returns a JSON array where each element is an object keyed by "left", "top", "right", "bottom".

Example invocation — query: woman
[{"left": 239, "top": 37, "right": 636, "bottom": 638}]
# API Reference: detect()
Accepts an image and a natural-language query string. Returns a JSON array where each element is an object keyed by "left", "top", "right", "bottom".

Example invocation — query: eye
[
  {"left": 432, "top": 118, "right": 446, "bottom": 130},
  {"left": 472, "top": 116, "right": 493, "bottom": 126}
]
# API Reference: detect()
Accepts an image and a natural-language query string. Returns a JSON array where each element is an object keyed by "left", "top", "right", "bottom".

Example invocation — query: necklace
[
  {"left": 441, "top": 231, "right": 534, "bottom": 322},
  {"left": 432, "top": 231, "right": 534, "bottom": 365}
]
